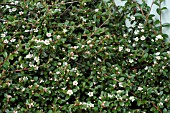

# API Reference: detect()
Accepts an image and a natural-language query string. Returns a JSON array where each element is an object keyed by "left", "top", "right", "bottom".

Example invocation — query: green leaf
[
  {"left": 3, "top": 51, "right": 7, "bottom": 58},
  {"left": 162, "top": 23, "right": 170, "bottom": 27},
  {"left": 9, "top": 54, "right": 14, "bottom": 60},
  {"left": 7, "top": 15, "right": 14, "bottom": 21},
  {"left": 134, "top": 13, "right": 144, "bottom": 18},
  {"left": 119, "top": 77, "right": 124, "bottom": 81},
  {"left": 10, "top": 98, "right": 15, "bottom": 102},
  {"left": 48, "top": 110, "right": 53, "bottom": 113},
  {"left": 156, "top": 8, "right": 161, "bottom": 15},
  {"left": 161, "top": 7, "right": 167, "bottom": 10},
  {"left": 143, "top": 53, "right": 148, "bottom": 59},
  {"left": 154, "top": 1, "right": 160, "bottom": 7}
]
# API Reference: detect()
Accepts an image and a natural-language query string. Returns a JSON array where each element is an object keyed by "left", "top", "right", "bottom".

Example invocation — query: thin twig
[
  {"left": 145, "top": 0, "right": 154, "bottom": 25},
  {"left": 59, "top": 4, "right": 72, "bottom": 16},
  {"left": 90, "top": 10, "right": 111, "bottom": 37},
  {"left": 159, "top": 0, "right": 162, "bottom": 34},
  {"left": 132, "top": 0, "right": 145, "bottom": 16},
  {"left": 14, "top": 68, "right": 30, "bottom": 72}
]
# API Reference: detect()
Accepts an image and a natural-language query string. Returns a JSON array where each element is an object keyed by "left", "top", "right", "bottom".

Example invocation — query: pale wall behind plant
[{"left": 114, "top": 0, "right": 170, "bottom": 40}]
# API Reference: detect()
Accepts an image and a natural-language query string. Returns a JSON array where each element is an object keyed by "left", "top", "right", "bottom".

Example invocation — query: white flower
[
  {"left": 115, "top": 67, "right": 118, "bottom": 70},
  {"left": 23, "top": 76, "right": 28, "bottom": 81},
  {"left": 130, "top": 15, "right": 135, "bottom": 21},
  {"left": 20, "top": 64, "right": 23, "bottom": 69},
  {"left": 67, "top": 90, "right": 73, "bottom": 96},
  {"left": 13, "top": 110, "right": 18, "bottom": 113},
  {"left": 123, "top": 34, "right": 127, "bottom": 38},
  {"left": 26, "top": 53, "right": 33, "bottom": 58},
  {"left": 48, "top": 38, "right": 52, "bottom": 42},
  {"left": 57, "top": 35, "right": 61, "bottom": 39},
  {"left": 46, "top": 33, "right": 52, "bottom": 37},
  {"left": 126, "top": 48, "right": 130, "bottom": 52},
  {"left": 156, "top": 56, "right": 161, "bottom": 60},
  {"left": 16, "top": 44, "right": 19, "bottom": 48},
  {"left": 134, "top": 37, "right": 139, "bottom": 41},
  {"left": 134, "top": 30, "right": 139, "bottom": 35},
  {"left": 108, "top": 93, "right": 113, "bottom": 98},
  {"left": 73, "top": 81, "right": 78, "bottom": 86},
  {"left": 29, "top": 62, "right": 34, "bottom": 67},
  {"left": 22, "top": 25, "right": 25, "bottom": 28},
  {"left": 95, "top": 9, "right": 99, "bottom": 12},
  {"left": 119, "top": 46, "right": 123, "bottom": 51},
  {"left": 165, "top": 98, "right": 168, "bottom": 102},
  {"left": 33, "top": 28, "right": 38, "bottom": 32},
  {"left": 12, "top": 8, "right": 17, "bottom": 12},
  {"left": 28, "top": 102, "right": 34, "bottom": 108},
  {"left": 155, "top": 52, "right": 160, "bottom": 56},
  {"left": 97, "top": 58, "right": 102, "bottom": 62},
  {"left": 158, "top": 102, "right": 163, "bottom": 106},
  {"left": 156, "top": 35, "right": 163, "bottom": 41},
  {"left": 56, "top": 71, "right": 60, "bottom": 74},
  {"left": 89, "top": 44, "right": 93, "bottom": 48},
  {"left": 7, "top": 95, "right": 12, "bottom": 98},
  {"left": 1, "top": 33, "right": 6, "bottom": 37},
  {"left": 6, "top": 5, "right": 10, "bottom": 8},
  {"left": 3, "top": 39, "right": 9, "bottom": 43},
  {"left": 141, "top": 36, "right": 146, "bottom": 40},
  {"left": 9, "top": 9, "right": 12, "bottom": 13},
  {"left": 34, "top": 56, "right": 40, "bottom": 63},
  {"left": 138, "top": 87, "right": 143, "bottom": 91},
  {"left": 129, "top": 59, "right": 134, "bottom": 63},
  {"left": 129, "top": 96, "right": 135, "bottom": 102},
  {"left": 21, "top": 88, "right": 25, "bottom": 92},
  {"left": 119, "top": 82, "right": 123, "bottom": 87},
  {"left": 87, "top": 103, "right": 94, "bottom": 107},
  {"left": 44, "top": 40, "right": 50, "bottom": 45},
  {"left": 63, "top": 62, "right": 68, "bottom": 66},
  {"left": 141, "top": 29, "right": 144, "bottom": 32},
  {"left": 117, "top": 90, "right": 123, "bottom": 93},
  {"left": 167, "top": 51, "right": 170, "bottom": 55},
  {"left": 87, "top": 40, "right": 91, "bottom": 44},
  {"left": 88, "top": 92, "right": 93, "bottom": 97},
  {"left": 10, "top": 38, "right": 16, "bottom": 42},
  {"left": 15, "top": 1, "right": 19, "bottom": 5},
  {"left": 138, "top": 23, "right": 143, "bottom": 29},
  {"left": 63, "top": 29, "right": 67, "bottom": 33},
  {"left": 144, "top": 66, "right": 148, "bottom": 70},
  {"left": 10, "top": 2, "right": 15, "bottom": 5},
  {"left": 151, "top": 39, "right": 154, "bottom": 42},
  {"left": 62, "top": 87, "right": 66, "bottom": 90},
  {"left": 40, "top": 79, "right": 44, "bottom": 83},
  {"left": 25, "top": 30, "right": 30, "bottom": 32}
]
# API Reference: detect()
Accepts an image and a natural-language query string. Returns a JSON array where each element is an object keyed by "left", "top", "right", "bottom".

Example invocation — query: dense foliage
[{"left": 0, "top": 0, "right": 170, "bottom": 112}]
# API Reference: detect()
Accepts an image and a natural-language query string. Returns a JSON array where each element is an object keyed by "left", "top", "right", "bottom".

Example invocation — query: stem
[
  {"left": 159, "top": 0, "right": 162, "bottom": 34},
  {"left": 132, "top": 0, "right": 145, "bottom": 16},
  {"left": 90, "top": 10, "right": 111, "bottom": 37},
  {"left": 59, "top": 3, "right": 72, "bottom": 16},
  {"left": 145, "top": 0, "right": 154, "bottom": 26}
]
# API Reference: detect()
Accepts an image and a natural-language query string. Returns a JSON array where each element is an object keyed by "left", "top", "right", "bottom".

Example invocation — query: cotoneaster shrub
[{"left": 0, "top": 0, "right": 170, "bottom": 112}]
